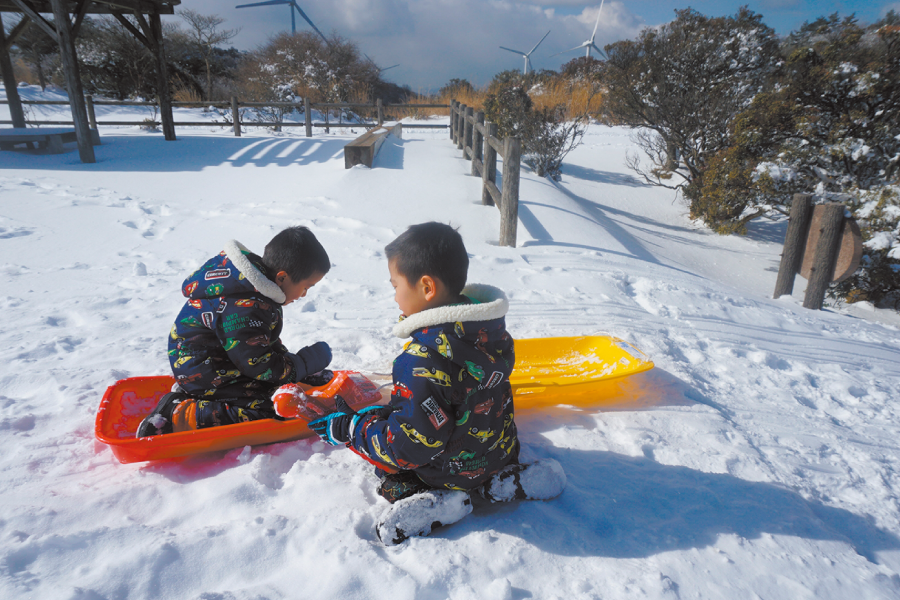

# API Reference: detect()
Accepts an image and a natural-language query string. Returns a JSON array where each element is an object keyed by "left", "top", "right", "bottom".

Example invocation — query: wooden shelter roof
[{"left": 0, "top": 1, "right": 179, "bottom": 15}]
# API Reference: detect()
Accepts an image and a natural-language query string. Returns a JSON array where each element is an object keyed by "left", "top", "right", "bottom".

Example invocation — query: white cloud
[{"left": 166, "top": 0, "right": 647, "bottom": 90}]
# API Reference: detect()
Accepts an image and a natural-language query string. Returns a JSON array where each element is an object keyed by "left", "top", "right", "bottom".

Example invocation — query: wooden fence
[
  {"left": 1, "top": 96, "right": 450, "bottom": 136},
  {"left": 450, "top": 100, "right": 521, "bottom": 247}
]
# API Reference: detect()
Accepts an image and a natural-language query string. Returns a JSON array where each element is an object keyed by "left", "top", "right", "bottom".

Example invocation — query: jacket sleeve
[
  {"left": 215, "top": 300, "right": 296, "bottom": 386},
  {"left": 346, "top": 352, "right": 455, "bottom": 471}
]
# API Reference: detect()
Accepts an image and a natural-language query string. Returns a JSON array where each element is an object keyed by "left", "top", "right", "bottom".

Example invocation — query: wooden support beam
[
  {"left": 72, "top": 0, "right": 90, "bottom": 37},
  {"left": 9, "top": 0, "right": 58, "bottom": 42},
  {"left": 49, "top": 0, "right": 94, "bottom": 162},
  {"left": 0, "top": 13, "right": 26, "bottom": 127},
  {"left": 147, "top": 10, "right": 174, "bottom": 140},
  {"left": 110, "top": 12, "right": 150, "bottom": 49},
  {"left": 4, "top": 14, "right": 31, "bottom": 51}
]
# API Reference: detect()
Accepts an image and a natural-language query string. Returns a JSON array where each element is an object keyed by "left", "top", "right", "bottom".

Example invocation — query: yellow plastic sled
[
  {"left": 510, "top": 336, "right": 654, "bottom": 409},
  {"left": 366, "top": 335, "right": 655, "bottom": 409}
]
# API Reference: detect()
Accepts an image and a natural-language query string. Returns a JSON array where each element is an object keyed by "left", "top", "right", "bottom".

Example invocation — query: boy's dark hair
[
  {"left": 263, "top": 226, "right": 330, "bottom": 281},
  {"left": 385, "top": 222, "right": 468, "bottom": 296}
]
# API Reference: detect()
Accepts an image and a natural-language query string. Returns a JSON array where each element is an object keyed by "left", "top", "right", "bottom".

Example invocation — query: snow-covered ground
[{"left": 3, "top": 86, "right": 900, "bottom": 600}]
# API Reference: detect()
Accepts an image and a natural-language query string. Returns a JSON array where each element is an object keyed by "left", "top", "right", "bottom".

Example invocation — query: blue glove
[
  {"left": 294, "top": 341, "right": 332, "bottom": 380},
  {"left": 308, "top": 396, "right": 392, "bottom": 446}
]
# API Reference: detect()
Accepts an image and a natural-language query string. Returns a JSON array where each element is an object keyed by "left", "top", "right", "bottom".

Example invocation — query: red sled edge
[{"left": 94, "top": 371, "right": 384, "bottom": 464}]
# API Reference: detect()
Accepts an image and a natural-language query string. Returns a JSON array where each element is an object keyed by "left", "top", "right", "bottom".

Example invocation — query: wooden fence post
[
  {"left": 231, "top": 96, "right": 241, "bottom": 137},
  {"left": 456, "top": 104, "right": 466, "bottom": 150},
  {"left": 449, "top": 100, "right": 456, "bottom": 141},
  {"left": 471, "top": 111, "right": 484, "bottom": 177},
  {"left": 773, "top": 193, "right": 814, "bottom": 298},
  {"left": 304, "top": 97, "right": 312, "bottom": 137},
  {"left": 482, "top": 121, "right": 498, "bottom": 206},
  {"left": 463, "top": 106, "right": 473, "bottom": 160},
  {"left": 499, "top": 137, "right": 521, "bottom": 247},
  {"left": 86, "top": 95, "right": 97, "bottom": 130},
  {"left": 377, "top": 98, "right": 384, "bottom": 126},
  {"left": 803, "top": 204, "right": 846, "bottom": 310}
]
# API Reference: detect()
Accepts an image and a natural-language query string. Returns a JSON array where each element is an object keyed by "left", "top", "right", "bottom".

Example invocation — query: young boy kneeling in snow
[
  {"left": 306, "top": 222, "right": 565, "bottom": 544},
  {"left": 137, "top": 226, "right": 333, "bottom": 437}
]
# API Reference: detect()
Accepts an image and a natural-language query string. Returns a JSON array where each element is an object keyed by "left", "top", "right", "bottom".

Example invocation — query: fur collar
[
  {"left": 392, "top": 284, "right": 509, "bottom": 338},
  {"left": 223, "top": 239, "right": 286, "bottom": 305}
]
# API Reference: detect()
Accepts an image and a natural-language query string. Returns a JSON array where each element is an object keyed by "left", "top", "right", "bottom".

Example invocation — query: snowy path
[{"left": 2, "top": 111, "right": 900, "bottom": 599}]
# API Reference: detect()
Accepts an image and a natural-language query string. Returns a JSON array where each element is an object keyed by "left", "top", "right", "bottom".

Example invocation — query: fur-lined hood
[
  {"left": 180, "top": 240, "right": 286, "bottom": 305},
  {"left": 392, "top": 284, "right": 509, "bottom": 338}
]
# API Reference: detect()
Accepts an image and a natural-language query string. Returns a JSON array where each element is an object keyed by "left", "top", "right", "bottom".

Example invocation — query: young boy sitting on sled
[
  {"left": 137, "top": 226, "right": 333, "bottom": 437},
  {"left": 306, "top": 222, "right": 565, "bottom": 544}
]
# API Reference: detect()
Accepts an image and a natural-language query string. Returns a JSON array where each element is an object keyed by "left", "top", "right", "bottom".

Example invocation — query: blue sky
[{"left": 171, "top": 1, "right": 900, "bottom": 91}]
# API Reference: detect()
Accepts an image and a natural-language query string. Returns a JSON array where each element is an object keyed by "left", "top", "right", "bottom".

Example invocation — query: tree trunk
[
  {"left": 32, "top": 46, "right": 46, "bottom": 90},
  {"left": 205, "top": 55, "right": 212, "bottom": 101}
]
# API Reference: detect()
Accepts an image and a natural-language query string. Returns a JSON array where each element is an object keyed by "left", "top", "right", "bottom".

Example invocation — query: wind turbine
[
  {"left": 499, "top": 30, "right": 551, "bottom": 75},
  {"left": 364, "top": 54, "right": 400, "bottom": 74},
  {"left": 553, "top": 0, "right": 606, "bottom": 59},
  {"left": 235, "top": 0, "right": 328, "bottom": 43}
]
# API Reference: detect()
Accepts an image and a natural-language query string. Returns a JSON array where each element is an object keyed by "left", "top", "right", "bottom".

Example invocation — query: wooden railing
[
  {"left": 450, "top": 100, "right": 521, "bottom": 247},
  {"left": 1, "top": 96, "right": 450, "bottom": 136}
]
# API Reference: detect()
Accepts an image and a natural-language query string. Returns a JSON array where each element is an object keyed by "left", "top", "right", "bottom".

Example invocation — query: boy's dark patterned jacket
[
  {"left": 168, "top": 240, "right": 304, "bottom": 402},
  {"left": 347, "top": 284, "right": 518, "bottom": 490}
]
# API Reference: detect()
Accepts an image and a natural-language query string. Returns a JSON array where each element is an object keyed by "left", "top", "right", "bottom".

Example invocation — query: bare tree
[{"left": 178, "top": 9, "right": 239, "bottom": 100}]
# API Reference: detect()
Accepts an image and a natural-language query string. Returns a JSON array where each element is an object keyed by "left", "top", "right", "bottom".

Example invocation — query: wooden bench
[
  {"left": 344, "top": 122, "right": 402, "bottom": 169},
  {"left": 0, "top": 127, "right": 101, "bottom": 154}
]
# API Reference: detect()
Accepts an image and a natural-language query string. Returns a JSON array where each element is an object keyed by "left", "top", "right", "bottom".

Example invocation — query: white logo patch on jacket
[{"left": 420, "top": 396, "right": 448, "bottom": 430}]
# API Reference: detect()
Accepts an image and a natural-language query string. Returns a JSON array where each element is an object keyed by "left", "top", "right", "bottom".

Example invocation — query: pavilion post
[
  {"left": 49, "top": 0, "right": 94, "bottom": 162},
  {"left": 0, "top": 13, "right": 27, "bottom": 128}
]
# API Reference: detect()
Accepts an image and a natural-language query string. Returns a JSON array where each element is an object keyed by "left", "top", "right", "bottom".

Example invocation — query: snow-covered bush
[
  {"left": 696, "top": 13, "right": 900, "bottom": 305},
  {"left": 483, "top": 80, "right": 593, "bottom": 181},
  {"left": 600, "top": 7, "right": 779, "bottom": 193}
]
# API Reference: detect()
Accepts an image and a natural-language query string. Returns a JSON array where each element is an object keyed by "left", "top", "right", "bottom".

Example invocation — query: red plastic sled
[
  {"left": 94, "top": 371, "right": 384, "bottom": 464},
  {"left": 96, "top": 336, "right": 655, "bottom": 464}
]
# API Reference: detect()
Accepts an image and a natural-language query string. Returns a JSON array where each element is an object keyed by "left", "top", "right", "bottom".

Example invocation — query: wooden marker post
[
  {"left": 803, "top": 204, "right": 847, "bottom": 310},
  {"left": 773, "top": 194, "right": 814, "bottom": 298}
]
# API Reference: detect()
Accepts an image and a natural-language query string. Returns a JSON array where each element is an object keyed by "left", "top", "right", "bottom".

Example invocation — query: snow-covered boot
[
  {"left": 376, "top": 490, "right": 472, "bottom": 545},
  {"left": 481, "top": 458, "right": 567, "bottom": 503},
  {"left": 135, "top": 392, "right": 188, "bottom": 437}
]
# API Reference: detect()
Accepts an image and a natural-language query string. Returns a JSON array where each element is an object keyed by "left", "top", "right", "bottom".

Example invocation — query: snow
[{"left": 3, "top": 86, "right": 900, "bottom": 599}]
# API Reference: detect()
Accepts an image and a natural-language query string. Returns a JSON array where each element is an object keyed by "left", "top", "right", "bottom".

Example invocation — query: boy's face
[
  {"left": 388, "top": 258, "right": 432, "bottom": 318},
  {"left": 276, "top": 271, "right": 324, "bottom": 305}
]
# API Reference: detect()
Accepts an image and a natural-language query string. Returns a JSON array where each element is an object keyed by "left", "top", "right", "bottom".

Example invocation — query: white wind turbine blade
[
  {"left": 551, "top": 42, "right": 588, "bottom": 58},
  {"left": 500, "top": 46, "right": 527, "bottom": 56},
  {"left": 528, "top": 30, "right": 551, "bottom": 55},
  {"left": 590, "top": 0, "right": 605, "bottom": 41}
]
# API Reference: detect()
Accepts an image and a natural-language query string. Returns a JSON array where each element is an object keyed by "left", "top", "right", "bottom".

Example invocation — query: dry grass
[
  {"left": 438, "top": 87, "right": 488, "bottom": 113},
  {"left": 12, "top": 58, "right": 38, "bottom": 86},
  {"left": 172, "top": 78, "right": 203, "bottom": 105},
  {"left": 531, "top": 79, "right": 604, "bottom": 119}
]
